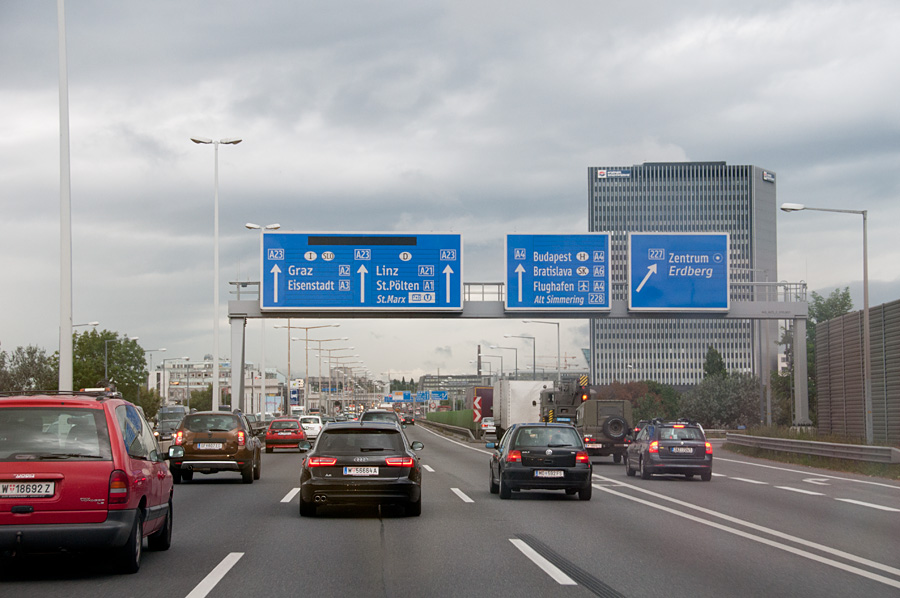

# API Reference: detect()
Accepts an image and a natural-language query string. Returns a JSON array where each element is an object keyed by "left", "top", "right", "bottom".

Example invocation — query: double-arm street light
[
  {"left": 276, "top": 322, "right": 340, "bottom": 411},
  {"left": 483, "top": 355, "right": 504, "bottom": 378},
  {"left": 781, "top": 202, "right": 872, "bottom": 444},
  {"left": 504, "top": 334, "right": 536, "bottom": 380},
  {"left": 191, "top": 135, "right": 242, "bottom": 411},
  {"left": 523, "top": 320, "right": 561, "bottom": 388},
  {"left": 74, "top": 321, "right": 100, "bottom": 328},
  {"left": 490, "top": 345, "right": 518, "bottom": 379}
]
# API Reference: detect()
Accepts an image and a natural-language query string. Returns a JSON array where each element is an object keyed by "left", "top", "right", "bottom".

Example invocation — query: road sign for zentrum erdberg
[
  {"left": 505, "top": 233, "right": 611, "bottom": 311},
  {"left": 628, "top": 233, "right": 729, "bottom": 311},
  {"left": 260, "top": 232, "right": 463, "bottom": 311}
]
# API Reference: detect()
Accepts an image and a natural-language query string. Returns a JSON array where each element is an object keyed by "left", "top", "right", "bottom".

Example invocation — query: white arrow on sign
[
  {"left": 635, "top": 263, "right": 657, "bottom": 293},
  {"left": 443, "top": 264, "right": 454, "bottom": 304},
  {"left": 270, "top": 264, "right": 282, "bottom": 303},
  {"left": 515, "top": 264, "right": 525, "bottom": 302},
  {"left": 357, "top": 264, "right": 368, "bottom": 303}
]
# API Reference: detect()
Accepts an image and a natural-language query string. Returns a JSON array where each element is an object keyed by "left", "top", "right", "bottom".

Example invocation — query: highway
[{"left": 2, "top": 424, "right": 898, "bottom": 597}]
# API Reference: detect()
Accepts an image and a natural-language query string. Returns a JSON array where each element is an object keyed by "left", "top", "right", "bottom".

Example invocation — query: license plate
[
  {"left": 671, "top": 447, "right": 693, "bottom": 454},
  {"left": 534, "top": 470, "right": 564, "bottom": 478},
  {"left": 343, "top": 467, "right": 379, "bottom": 476},
  {"left": 585, "top": 443, "right": 602, "bottom": 448},
  {"left": 197, "top": 443, "right": 223, "bottom": 450},
  {"left": 1, "top": 481, "right": 55, "bottom": 497},
  {"left": 278, "top": 432, "right": 292, "bottom": 436}
]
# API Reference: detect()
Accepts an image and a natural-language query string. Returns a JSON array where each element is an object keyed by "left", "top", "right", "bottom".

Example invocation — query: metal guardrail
[
  {"left": 725, "top": 434, "right": 900, "bottom": 464},
  {"left": 419, "top": 418, "right": 477, "bottom": 442}
]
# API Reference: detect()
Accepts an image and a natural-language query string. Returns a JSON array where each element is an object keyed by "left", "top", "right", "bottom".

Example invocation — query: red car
[
  {"left": 265, "top": 418, "right": 309, "bottom": 452},
  {"left": 0, "top": 390, "right": 174, "bottom": 573}
]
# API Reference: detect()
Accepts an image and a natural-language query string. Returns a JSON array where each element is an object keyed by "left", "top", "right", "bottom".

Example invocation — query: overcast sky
[{"left": 2, "top": 0, "right": 898, "bottom": 385}]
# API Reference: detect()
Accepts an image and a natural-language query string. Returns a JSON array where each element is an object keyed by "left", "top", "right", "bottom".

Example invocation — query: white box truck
[{"left": 494, "top": 379, "right": 552, "bottom": 437}]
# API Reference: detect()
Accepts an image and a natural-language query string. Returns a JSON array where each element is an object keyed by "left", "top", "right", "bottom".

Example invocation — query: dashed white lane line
[
  {"left": 776, "top": 486, "right": 825, "bottom": 496},
  {"left": 451, "top": 487, "right": 474, "bottom": 503},
  {"left": 185, "top": 552, "right": 244, "bottom": 598},
  {"left": 835, "top": 499, "right": 900, "bottom": 512},
  {"left": 281, "top": 488, "right": 301, "bottom": 503},
  {"left": 732, "top": 477, "right": 768, "bottom": 485},
  {"left": 423, "top": 464, "right": 435, "bottom": 472},
  {"left": 509, "top": 539, "right": 577, "bottom": 585}
]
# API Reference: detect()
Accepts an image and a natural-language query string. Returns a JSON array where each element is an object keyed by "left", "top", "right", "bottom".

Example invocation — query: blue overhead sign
[
  {"left": 505, "top": 234, "right": 611, "bottom": 311},
  {"left": 261, "top": 232, "right": 463, "bottom": 311},
  {"left": 628, "top": 233, "right": 730, "bottom": 311}
]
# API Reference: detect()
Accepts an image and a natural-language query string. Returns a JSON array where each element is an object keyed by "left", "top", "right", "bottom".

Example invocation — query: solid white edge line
[
  {"left": 591, "top": 483, "right": 900, "bottom": 590},
  {"left": 185, "top": 552, "right": 244, "bottom": 598},
  {"left": 776, "top": 486, "right": 824, "bottom": 496},
  {"left": 423, "top": 464, "right": 435, "bottom": 472},
  {"left": 451, "top": 487, "right": 474, "bottom": 503},
  {"left": 281, "top": 487, "right": 301, "bottom": 503},
  {"left": 592, "top": 475, "right": 900, "bottom": 578},
  {"left": 835, "top": 499, "right": 900, "bottom": 512},
  {"left": 509, "top": 539, "right": 577, "bottom": 585},
  {"left": 417, "top": 424, "right": 493, "bottom": 455}
]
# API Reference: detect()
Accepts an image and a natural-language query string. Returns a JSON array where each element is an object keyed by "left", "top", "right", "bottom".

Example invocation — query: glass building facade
[{"left": 588, "top": 162, "right": 778, "bottom": 388}]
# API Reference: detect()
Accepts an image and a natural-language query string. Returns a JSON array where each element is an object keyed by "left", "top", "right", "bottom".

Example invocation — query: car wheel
[
  {"left": 625, "top": 455, "right": 636, "bottom": 477},
  {"left": 499, "top": 475, "right": 511, "bottom": 500},
  {"left": 299, "top": 496, "right": 316, "bottom": 517},
  {"left": 640, "top": 457, "right": 652, "bottom": 480},
  {"left": 489, "top": 465, "right": 499, "bottom": 494},
  {"left": 266, "top": 446, "right": 273, "bottom": 453},
  {"left": 253, "top": 452, "right": 261, "bottom": 480},
  {"left": 578, "top": 483, "right": 592, "bottom": 501},
  {"left": 147, "top": 499, "right": 172, "bottom": 551},
  {"left": 406, "top": 497, "right": 422, "bottom": 517},
  {"left": 241, "top": 462, "right": 254, "bottom": 484},
  {"left": 181, "top": 470, "right": 193, "bottom": 482},
  {"left": 113, "top": 511, "right": 142, "bottom": 574},
  {"left": 171, "top": 469, "right": 182, "bottom": 484},
  {"left": 701, "top": 471, "right": 712, "bottom": 482},
  {"left": 613, "top": 453, "right": 622, "bottom": 464}
]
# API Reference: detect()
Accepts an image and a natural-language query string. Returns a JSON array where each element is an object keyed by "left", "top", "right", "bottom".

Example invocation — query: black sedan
[
  {"left": 299, "top": 421, "right": 424, "bottom": 517},
  {"left": 624, "top": 419, "right": 713, "bottom": 480},
  {"left": 487, "top": 423, "right": 592, "bottom": 500}
]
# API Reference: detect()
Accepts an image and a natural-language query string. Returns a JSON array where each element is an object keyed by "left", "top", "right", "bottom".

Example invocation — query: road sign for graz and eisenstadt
[
  {"left": 505, "top": 233, "right": 611, "bottom": 311},
  {"left": 628, "top": 233, "right": 730, "bottom": 311},
  {"left": 260, "top": 232, "right": 462, "bottom": 311}
]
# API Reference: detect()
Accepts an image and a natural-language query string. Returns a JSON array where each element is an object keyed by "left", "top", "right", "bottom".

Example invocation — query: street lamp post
[
  {"left": 524, "top": 320, "right": 561, "bottom": 389},
  {"left": 191, "top": 135, "right": 242, "bottom": 411},
  {"left": 781, "top": 202, "right": 872, "bottom": 444},
  {"left": 160, "top": 357, "right": 189, "bottom": 404},
  {"left": 276, "top": 323, "right": 339, "bottom": 413},
  {"left": 143, "top": 348, "right": 166, "bottom": 388},
  {"left": 73, "top": 321, "right": 100, "bottom": 328},
  {"left": 483, "top": 355, "right": 504, "bottom": 378},
  {"left": 308, "top": 337, "right": 350, "bottom": 405},
  {"left": 505, "top": 334, "right": 536, "bottom": 380},
  {"left": 490, "top": 345, "right": 518, "bottom": 379}
]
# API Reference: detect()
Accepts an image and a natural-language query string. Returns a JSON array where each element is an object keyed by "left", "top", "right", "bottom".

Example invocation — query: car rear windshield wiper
[
  {"left": 360, "top": 447, "right": 388, "bottom": 452},
  {"left": 37, "top": 452, "right": 104, "bottom": 460},
  {"left": 208, "top": 428, "right": 232, "bottom": 432},
  {"left": 548, "top": 443, "right": 573, "bottom": 447}
]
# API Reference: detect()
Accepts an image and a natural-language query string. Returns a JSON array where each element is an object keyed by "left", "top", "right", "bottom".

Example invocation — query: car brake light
[
  {"left": 705, "top": 442, "right": 713, "bottom": 454},
  {"left": 174, "top": 430, "right": 183, "bottom": 445},
  {"left": 109, "top": 470, "right": 129, "bottom": 505},
  {"left": 506, "top": 450, "right": 522, "bottom": 463},
  {"left": 237, "top": 430, "right": 246, "bottom": 446},
  {"left": 385, "top": 456, "right": 414, "bottom": 467},
  {"left": 307, "top": 457, "right": 337, "bottom": 467},
  {"left": 575, "top": 451, "right": 590, "bottom": 464},
  {"left": 649, "top": 440, "right": 659, "bottom": 454},
  {"left": 673, "top": 424, "right": 685, "bottom": 428}
]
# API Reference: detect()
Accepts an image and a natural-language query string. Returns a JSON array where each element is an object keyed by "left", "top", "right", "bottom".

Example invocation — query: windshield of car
[
  {"left": 514, "top": 427, "right": 581, "bottom": 448},
  {"left": 270, "top": 420, "right": 300, "bottom": 430},
  {"left": 316, "top": 429, "right": 404, "bottom": 453},
  {"left": 0, "top": 407, "right": 113, "bottom": 461},
  {"left": 360, "top": 412, "right": 399, "bottom": 423},
  {"left": 183, "top": 414, "right": 238, "bottom": 432}
]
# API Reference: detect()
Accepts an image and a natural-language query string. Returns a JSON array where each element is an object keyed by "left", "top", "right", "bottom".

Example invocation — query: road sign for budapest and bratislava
[
  {"left": 628, "top": 233, "right": 729, "bottom": 311},
  {"left": 505, "top": 233, "right": 611, "bottom": 311},
  {"left": 261, "top": 232, "right": 463, "bottom": 311}
]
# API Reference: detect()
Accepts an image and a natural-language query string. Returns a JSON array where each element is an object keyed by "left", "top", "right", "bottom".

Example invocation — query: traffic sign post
[
  {"left": 261, "top": 232, "right": 462, "bottom": 311},
  {"left": 505, "top": 234, "right": 611, "bottom": 311},
  {"left": 628, "top": 233, "right": 729, "bottom": 311}
]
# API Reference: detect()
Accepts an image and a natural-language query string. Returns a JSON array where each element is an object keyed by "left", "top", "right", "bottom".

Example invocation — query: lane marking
[
  {"left": 451, "top": 487, "right": 474, "bottom": 503},
  {"left": 417, "top": 423, "right": 492, "bottom": 455},
  {"left": 591, "top": 482, "right": 900, "bottom": 590},
  {"left": 776, "top": 486, "right": 825, "bottom": 496},
  {"left": 281, "top": 488, "right": 301, "bottom": 503},
  {"left": 423, "top": 464, "right": 435, "bottom": 472},
  {"left": 716, "top": 457, "right": 900, "bottom": 490},
  {"left": 835, "top": 499, "right": 900, "bottom": 512},
  {"left": 732, "top": 477, "right": 768, "bottom": 485},
  {"left": 592, "top": 475, "right": 900, "bottom": 578},
  {"left": 509, "top": 539, "right": 577, "bottom": 585},
  {"left": 712, "top": 472, "right": 727, "bottom": 477},
  {"left": 804, "top": 478, "right": 831, "bottom": 486},
  {"left": 185, "top": 552, "right": 244, "bottom": 598}
]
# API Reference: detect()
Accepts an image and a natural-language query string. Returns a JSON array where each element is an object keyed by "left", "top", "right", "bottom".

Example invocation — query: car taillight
[
  {"left": 307, "top": 457, "right": 337, "bottom": 467},
  {"left": 649, "top": 440, "right": 659, "bottom": 454},
  {"left": 506, "top": 450, "right": 522, "bottom": 463},
  {"left": 705, "top": 442, "right": 713, "bottom": 455},
  {"left": 237, "top": 430, "right": 246, "bottom": 446},
  {"left": 299, "top": 430, "right": 306, "bottom": 439},
  {"left": 583, "top": 435, "right": 593, "bottom": 442},
  {"left": 385, "top": 456, "right": 414, "bottom": 467},
  {"left": 575, "top": 451, "right": 590, "bottom": 464},
  {"left": 109, "top": 470, "right": 129, "bottom": 505},
  {"left": 174, "top": 430, "right": 183, "bottom": 445}
]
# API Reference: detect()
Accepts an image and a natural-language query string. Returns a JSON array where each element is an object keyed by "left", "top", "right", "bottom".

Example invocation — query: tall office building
[{"left": 588, "top": 162, "right": 778, "bottom": 388}]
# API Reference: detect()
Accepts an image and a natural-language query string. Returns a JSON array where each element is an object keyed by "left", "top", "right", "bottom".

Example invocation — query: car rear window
[
  {"left": 183, "top": 414, "right": 238, "bottom": 432},
  {"left": 270, "top": 420, "right": 300, "bottom": 430},
  {"left": 316, "top": 429, "right": 404, "bottom": 453},
  {"left": 514, "top": 427, "right": 582, "bottom": 448},
  {"left": 300, "top": 417, "right": 320, "bottom": 425},
  {"left": 0, "top": 407, "right": 112, "bottom": 461},
  {"left": 658, "top": 426, "right": 704, "bottom": 441}
]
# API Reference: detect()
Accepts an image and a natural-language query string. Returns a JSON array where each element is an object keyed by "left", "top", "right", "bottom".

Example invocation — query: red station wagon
[{"left": 0, "top": 391, "right": 174, "bottom": 573}]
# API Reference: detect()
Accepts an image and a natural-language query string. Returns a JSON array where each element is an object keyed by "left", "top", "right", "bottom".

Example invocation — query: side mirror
[
  {"left": 167, "top": 445, "right": 184, "bottom": 459},
  {"left": 298, "top": 441, "right": 311, "bottom": 452},
  {"left": 485, "top": 442, "right": 496, "bottom": 449},
  {"left": 410, "top": 441, "right": 424, "bottom": 451}
]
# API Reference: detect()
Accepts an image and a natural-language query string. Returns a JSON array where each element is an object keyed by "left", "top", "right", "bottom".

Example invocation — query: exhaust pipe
[{"left": 314, "top": 495, "right": 327, "bottom": 503}]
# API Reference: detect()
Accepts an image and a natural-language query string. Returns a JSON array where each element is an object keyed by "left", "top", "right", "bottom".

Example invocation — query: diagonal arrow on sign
[
  {"left": 270, "top": 264, "right": 282, "bottom": 304},
  {"left": 635, "top": 263, "right": 657, "bottom": 293},
  {"left": 357, "top": 264, "right": 368, "bottom": 303}
]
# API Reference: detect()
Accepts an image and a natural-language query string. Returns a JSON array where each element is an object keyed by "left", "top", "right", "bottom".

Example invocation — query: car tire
[
  {"left": 613, "top": 453, "right": 622, "bottom": 464},
  {"left": 640, "top": 457, "right": 652, "bottom": 480},
  {"left": 603, "top": 416, "right": 628, "bottom": 441},
  {"left": 701, "top": 471, "right": 712, "bottom": 482},
  {"left": 578, "top": 483, "right": 592, "bottom": 501},
  {"left": 489, "top": 466, "right": 499, "bottom": 494},
  {"left": 625, "top": 455, "right": 636, "bottom": 477},
  {"left": 181, "top": 470, "right": 193, "bottom": 482},
  {"left": 113, "top": 511, "right": 142, "bottom": 574},
  {"left": 241, "top": 462, "right": 254, "bottom": 484},
  {"left": 299, "top": 497, "right": 316, "bottom": 517},
  {"left": 253, "top": 452, "right": 261, "bottom": 480},
  {"left": 406, "top": 497, "right": 422, "bottom": 517},
  {"left": 266, "top": 446, "right": 273, "bottom": 453},
  {"left": 171, "top": 469, "right": 182, "bottom": 484},
  {"left": 499, "top": 475, "right": 511, "bottom": 500},
  {"left": 565, "top": 488, "right": 578, "bottom": 495},
  {"left": 147, "top": 500, "right": 172, "bottom": 551}
]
